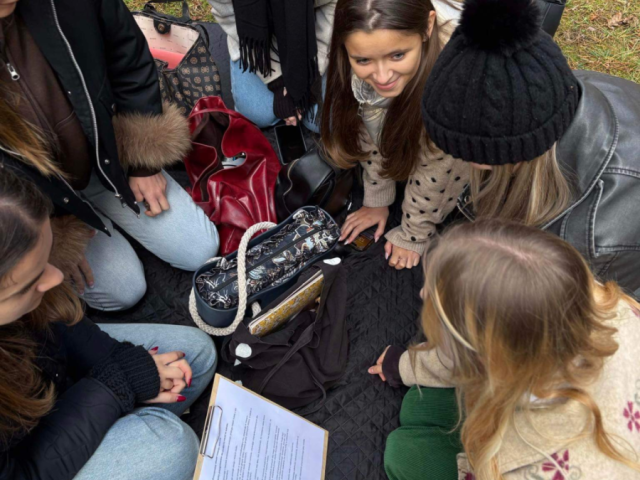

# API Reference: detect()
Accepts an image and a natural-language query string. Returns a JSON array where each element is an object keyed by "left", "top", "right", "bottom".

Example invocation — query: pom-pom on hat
[{"left": 422, "top": 0, "right": 580, "bottom": 166}]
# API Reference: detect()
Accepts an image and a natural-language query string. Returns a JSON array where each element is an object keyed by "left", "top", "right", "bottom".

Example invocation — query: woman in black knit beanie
[
  {"left": 422, "top": 0, "right": 640, "bottom": 299},
  {"left": 0, "top": 168, "right": 217, "bottom": 480}
]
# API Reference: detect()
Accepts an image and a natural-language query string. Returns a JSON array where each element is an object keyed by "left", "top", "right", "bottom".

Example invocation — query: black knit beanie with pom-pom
[{"left": 422, "top": 0, "right": 580, "bottom": 165}]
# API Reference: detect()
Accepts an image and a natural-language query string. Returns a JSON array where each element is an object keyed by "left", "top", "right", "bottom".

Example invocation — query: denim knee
[
  {"left": 177, "top": 225, "right": 219, "bottom": 271},
  {"left": 233, "top": 95, "right": 278, "bottom": 128},
  {"left": 229, "top": 59, "right": 277, "bottom": 128},
  {"left": 115, "top": 279, "right": 147, "bottom": 311},
  {"left": 107, "top": 267, "right": 147, "bottom": 311},
  {"left": 142, "top": 409, "right": 199, "bottom": 480},
  {"left": 82, "top": 262, "right": 147, "bottom": 312},
  {"left": 187, "top": 328, "right": 218, "bottom": 380}
]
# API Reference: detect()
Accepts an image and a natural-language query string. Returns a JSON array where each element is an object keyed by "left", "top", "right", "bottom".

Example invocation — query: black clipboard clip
[{"left": 199, "top": 405, "right": 223, "bottom": 459}]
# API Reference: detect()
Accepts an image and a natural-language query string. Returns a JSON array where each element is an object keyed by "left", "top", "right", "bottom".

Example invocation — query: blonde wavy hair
[
  {"left": 414, "top": 218, "right": 640, "bottom": 480},
  {"left": 468, "top": 144, "right": 573, "bottom": 227}
]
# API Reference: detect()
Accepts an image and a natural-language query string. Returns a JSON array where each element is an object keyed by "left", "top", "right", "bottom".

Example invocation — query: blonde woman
[
  {"left": 370, "top": 218, "right": 640, "bottom": 480},
  {"left": 421, "top": 0, "right": 640, "bottom": 298}
]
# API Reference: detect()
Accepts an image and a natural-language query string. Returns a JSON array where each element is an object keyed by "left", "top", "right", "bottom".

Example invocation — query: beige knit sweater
[
  {"left": 355, "top": 8, "right": 468, "bottom": 255},
  {"left": 398, "top": 300, "right": 640, "bottom": 480},
  {"left": 356, "top": 77, "right": 469, "bottom": 254}
]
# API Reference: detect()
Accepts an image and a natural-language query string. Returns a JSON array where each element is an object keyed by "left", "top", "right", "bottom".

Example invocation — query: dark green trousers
[{"left": 384, "top": 387, "right": 462, "bottom": 480}]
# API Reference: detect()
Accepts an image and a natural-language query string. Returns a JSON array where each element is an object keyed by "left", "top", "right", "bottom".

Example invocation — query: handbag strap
[
  {"left": 256, "top": 321, "right": 316, "bottom": 394},
  {"left": 256, "top": 320, "right": 329, "bottom": 415},
  {"left": 536, "top": 0, "right": 566, "bottom": 37},
  {"left": 189, "top": 221, "right": 276, "bottom": 336},
  {"left": 255, "top": 261, "right": 341, "bottom": 406},
  {"left": 189, "top": 105, "right": 245, "bottom": 124}
]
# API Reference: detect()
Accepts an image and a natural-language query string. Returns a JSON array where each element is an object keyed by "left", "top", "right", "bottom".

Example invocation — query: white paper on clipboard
[{"left": 194, "top": 374, "right": 328, "bottom": 480}]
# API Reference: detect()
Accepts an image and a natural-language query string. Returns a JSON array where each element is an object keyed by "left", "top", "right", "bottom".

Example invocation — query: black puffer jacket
[
  {"left": 0, "top": 318, "right": 160, "bottom": 480},
  {"left": 1, "top": 0, "right": 190, "bottom": 235},
  {"left": 459, "top": 71, "right": 640, "bottom": 299}
]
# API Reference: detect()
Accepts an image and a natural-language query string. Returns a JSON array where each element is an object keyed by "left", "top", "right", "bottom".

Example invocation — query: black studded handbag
[
  {"left": 274, "top": 148, "right": 355, "bottom": 222},
  {"left": 537, "top": 0, "right": 566, "bottom": 37},
  {"left": 133, "top": 0, "right": 222, "bottom": 115}
]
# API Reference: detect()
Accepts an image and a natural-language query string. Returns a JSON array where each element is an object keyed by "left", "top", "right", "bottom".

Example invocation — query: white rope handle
[{"left": 190, "top": 222, "right": 277, "bottom": 336}]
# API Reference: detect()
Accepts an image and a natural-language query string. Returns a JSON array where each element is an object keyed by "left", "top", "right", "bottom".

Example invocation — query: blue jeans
[
  {"left": 230, "top": 59, "right": 325, "bottom": 133},
  {"left": 79, "top": 170, "right": 219, "bottom": 311},
  {"left": 74, "top": 323, "right": 217, "bottom": 480}
]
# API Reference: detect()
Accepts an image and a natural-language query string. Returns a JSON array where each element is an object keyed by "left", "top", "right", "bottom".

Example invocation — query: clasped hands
[{"left": 145, "top": 349, "right": 193, "bottom": 404}]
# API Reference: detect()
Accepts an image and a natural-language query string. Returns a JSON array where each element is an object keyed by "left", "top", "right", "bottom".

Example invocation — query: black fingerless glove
[
  {"left": 268, "top": 77, "right": 297, "bottom": 120},
  {"left": 382, "top": 346, "right": 406, "bottom": 388},
  {"left": 90, "top": 342, "right": 160, "bottom": 412}
]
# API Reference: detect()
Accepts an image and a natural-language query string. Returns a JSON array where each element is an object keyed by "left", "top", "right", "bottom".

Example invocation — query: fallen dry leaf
[
  {"left": 608, "top": 12, "right": 638, "bottom": 28},
  {"left": 609, "top": 12, "right": 623, "bottom": 27},
  {"left": 589, "top": 14, "right": 598, "bottom": 21}
]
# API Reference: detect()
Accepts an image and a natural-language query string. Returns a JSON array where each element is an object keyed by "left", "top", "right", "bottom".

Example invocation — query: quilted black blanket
[
  {"left": 90, "top": 168, "right": 422, "bottom": 480},
  {"left": 89, "top": 22, "right": 425, "bottom": 479}
]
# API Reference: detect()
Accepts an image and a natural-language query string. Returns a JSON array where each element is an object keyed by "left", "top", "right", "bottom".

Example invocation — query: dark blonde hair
[
  {"left": 415, "top": 218, "right": 639, "bottom": 480},
  {"left": 321, "top": 0, "right": 441, "bottom": 181},
  {"left": 468, "top": 144, "right": 573, "bottom": 227},
  {"left": 0, "top": 169, "right": 83, "bottom": 448}
]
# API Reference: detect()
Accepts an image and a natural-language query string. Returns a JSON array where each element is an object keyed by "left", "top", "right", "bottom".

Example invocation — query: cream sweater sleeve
[
  {"left": 385, "top": 148, "right": 470, "bottom": 255},
  {"left": 360, "top": 132, "right": 396, "bottom": 208},
  {"left": 399, "top": 347, "right": 455, "bottom": 388}
]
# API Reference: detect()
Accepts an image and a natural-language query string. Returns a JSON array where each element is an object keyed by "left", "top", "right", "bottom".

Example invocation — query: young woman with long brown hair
[
  {"left": 421, "top": 0, "right": 640, "bottom": 298},
  {"left": 322, "top": 0, "right": 469, "bottom": 270},
  {"left": 0, "top": 167, "right": 217, "bottom": 480},
  {"left": 370, "top": 218, "right": 640, "bottom": 480}
]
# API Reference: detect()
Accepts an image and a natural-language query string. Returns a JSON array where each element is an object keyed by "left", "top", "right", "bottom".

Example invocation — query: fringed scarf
[{"left": 232, "top": 0, "right": 320, "bottom": 119}]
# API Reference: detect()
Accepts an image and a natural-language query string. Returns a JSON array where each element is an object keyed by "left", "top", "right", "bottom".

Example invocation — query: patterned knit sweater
[
  {"left": 354, "top": 76, "right": 469, "bottom": 255},
  {"left": 389, "top": 301, "right": 640, "bottom": 480}
]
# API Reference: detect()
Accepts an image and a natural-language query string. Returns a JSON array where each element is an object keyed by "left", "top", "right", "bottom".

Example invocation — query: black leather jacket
[
  {"left": 459, "top": 71, "right": 640, "bottom": 298},
  {"left": 0, "top": 0, "right": 163, "bottom": 234}
]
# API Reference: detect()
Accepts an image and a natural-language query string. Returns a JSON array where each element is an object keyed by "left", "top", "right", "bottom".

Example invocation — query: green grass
[
  {"left": 125, "top": 0, "right": 214, "bottom": 22},
  {"left": 123, "top": 0, "right": 640, "bottom": 83},
  {"left": 556, "top": 0, "right": 640, "bottom": 83}
]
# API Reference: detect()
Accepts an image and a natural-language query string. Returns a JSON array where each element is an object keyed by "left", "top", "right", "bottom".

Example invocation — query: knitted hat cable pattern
[{"left": 422, "top": 0, "right": 580, "bottom": 166}]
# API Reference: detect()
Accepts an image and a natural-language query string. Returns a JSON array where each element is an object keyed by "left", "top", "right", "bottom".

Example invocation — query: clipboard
[{"left": 194, "top": 374, "right": 329, "bottom": 480}]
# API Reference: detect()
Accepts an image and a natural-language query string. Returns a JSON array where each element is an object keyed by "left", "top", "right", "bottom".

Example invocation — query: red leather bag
[{"left": 184, "top": 97, "right": 281, "bottom": 255}]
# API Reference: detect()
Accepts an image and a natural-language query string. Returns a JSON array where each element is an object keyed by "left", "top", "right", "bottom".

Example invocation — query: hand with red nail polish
[{"left": 144, "top": 350, "right": 193, "bottom": 404}]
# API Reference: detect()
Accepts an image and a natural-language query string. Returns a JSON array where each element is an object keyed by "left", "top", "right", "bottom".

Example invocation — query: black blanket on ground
[
  {"left": 89, "top": 22, "right": 424, "bottom": 479},
  {"left": 90, "top": 170, "right": 421, "bottom": 480}
]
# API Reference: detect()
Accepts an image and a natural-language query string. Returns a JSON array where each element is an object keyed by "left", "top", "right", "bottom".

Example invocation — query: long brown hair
[
  {"left": 0, "top": 169, "right": 83, "bottom": 448},
  {"left": 415, "top": 219, "right": 639, "bottom": 479},
  {"left": 468, "top": 144, "right": 574, "bottom": 227},
  {"left": 321, "top": 0, "right": 442, "bottom": 181},
  {"left": 0, "top": 81, "right": 61, "bottom": 177}
]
